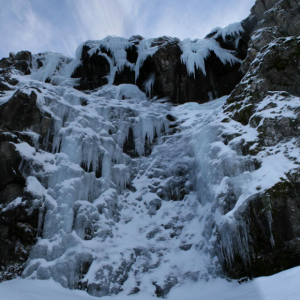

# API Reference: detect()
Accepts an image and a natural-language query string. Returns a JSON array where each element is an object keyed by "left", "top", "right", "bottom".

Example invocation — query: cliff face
[
  {"left": 220, "top": 0, "right": 300, "bottom": 278},
  {"left": 0, "top": 0, "right": 300, "bottom": 296},
  {"left": 72, "top": 36, "right": 244, "bottom": 104}
]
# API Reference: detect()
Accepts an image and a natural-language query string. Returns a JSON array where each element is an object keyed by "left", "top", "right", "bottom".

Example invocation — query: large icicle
[{"left": 180, "top": 38, "right": 241, "bottom": 76}]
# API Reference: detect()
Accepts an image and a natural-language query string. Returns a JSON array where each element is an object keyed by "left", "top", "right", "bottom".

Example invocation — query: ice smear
[
  {"left": 31, "top": 52, "right": 81, "bottom": 86},
  {"left": 135, "top": 38, "right": 158, "bottom": 80},
  {"left": 144, "top": 73, "right": 156, "bottom": 97}
]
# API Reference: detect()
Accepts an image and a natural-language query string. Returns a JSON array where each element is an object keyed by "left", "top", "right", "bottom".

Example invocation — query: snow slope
[{"left": 1, "top": 266, "right": 299, "bottom": 300}]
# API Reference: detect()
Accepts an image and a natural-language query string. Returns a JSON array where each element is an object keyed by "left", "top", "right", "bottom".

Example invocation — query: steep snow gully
[{"left": 1, "top": 0, "right": 300, "bottom": 298}]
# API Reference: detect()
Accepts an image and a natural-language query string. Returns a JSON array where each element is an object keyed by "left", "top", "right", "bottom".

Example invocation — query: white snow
[
  {"left": 1, "top": 266, "right": 300, "bottom": 300},
  {"left": 214, "top": 22, "right": 245, "bottom": 40}
]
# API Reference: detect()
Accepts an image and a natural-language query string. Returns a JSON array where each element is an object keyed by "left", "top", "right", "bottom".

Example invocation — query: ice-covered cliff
[{"left": 1, "top": 0, "right": 300, "bottom": 298}]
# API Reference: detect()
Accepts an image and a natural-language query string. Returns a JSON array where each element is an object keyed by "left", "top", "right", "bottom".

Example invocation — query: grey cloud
[{"left": 0, "top": 0, "right": 255, "bottom": 59}]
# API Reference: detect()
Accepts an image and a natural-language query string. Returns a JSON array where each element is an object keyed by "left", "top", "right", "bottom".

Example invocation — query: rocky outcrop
[
  {"left": 0, "top": 89, "right": 51, "bottom": 281},
  {"left": 72, "top": 36, "right": 243, "bottom": 104},
  {"left": 72, "top": 45, "right": 111, "bottom": 90},
  {"left": 0, "top": 51, "right": 32, "bottom": 75},
  {"left": 220, "top": 171, "right": 300, "bottom": 279},
  {"left": 242, "top": 0, "right": 300, "bottom": 70},
  {"left": 217, "top": 0, "right": 300, "bottom": 279},
  {"left": 137, "top": 38, "right": 243, "bottom": 104},
  {"left": 225, "top": 36, "right": 300, "bottom": 125}
]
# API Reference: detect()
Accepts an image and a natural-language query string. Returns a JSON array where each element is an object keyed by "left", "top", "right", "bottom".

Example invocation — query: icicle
[
  {"left": 144, "top": 73, "right": 156, "bottom": 98},
  {"left": 102, "top": 152, "right": 112, "bottom": 186}
]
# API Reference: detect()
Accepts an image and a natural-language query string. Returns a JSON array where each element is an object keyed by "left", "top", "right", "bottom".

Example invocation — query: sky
[{"left": 0, "top": 0, "right": 255, "bottom": 59}]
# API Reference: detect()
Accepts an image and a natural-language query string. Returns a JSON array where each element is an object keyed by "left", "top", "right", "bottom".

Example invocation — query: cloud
[
  {"left": 0, "top": 0, "right": 54, "bottom": 57},
  {"left": 0, "top": 0, "right": 256, "bottom": 59}
]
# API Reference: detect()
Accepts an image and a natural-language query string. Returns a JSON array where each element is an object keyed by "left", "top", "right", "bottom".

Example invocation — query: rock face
[
  {"left": 72, "top": 35, "right": 244, "bottom": 103},
  {"left": 225, "top": 36, "right": 300, "bottom": 125},
  {"left": 0, "top": 51, "right": 32, "bottom": 75},
  {"left": 242, "top": 0, "right": 300, "bottom": 70},
  {"left": 136, "top": 39, "right": 243, "bottom": 104},
  {"left": 72, "top": 45, "right": 111, "bottom": 90},
  {"left": 221, "top": 172, "right": 300, "bottom": 279},
  {"left": 0, "top": 89, "right": 51, "bottom": 281},
  {"left": 217, "top": 0, "right": 300, "bottom": 279}
]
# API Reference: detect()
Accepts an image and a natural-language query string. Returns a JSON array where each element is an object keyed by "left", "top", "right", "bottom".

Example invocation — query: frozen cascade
[
  {"left": 1, "top": 75, "right": 259, "bottom": 296},
  {"left": 18, "top": 84, "right": 241, "bottom": 296},
  {"left": 3, "top": 63, "right": 297, "bottom": 297}
]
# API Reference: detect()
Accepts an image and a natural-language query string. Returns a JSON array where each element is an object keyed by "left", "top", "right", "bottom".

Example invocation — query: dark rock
[
  {"left": 219, "top": 3, "right": 300, "bottom": 279},
  {"left": 3, "top": 51, "right": 33, "bottom": 75},
  {"left": 241, "top": 0, "right": 300, "bottom": 71},
  {"left": 242, "top": 26, "right": 288, "bottom": 72},
  {"left": 0, "top": 134, "right": 41, "bottom": 282},
  {"left": 128, "top": 287, "right": 140, "bottom": 295},
  {"left": 0, "top": 139, "right": 25, "bottom": 204},
  {"left": 219, "top": 171, "right": 300, "bottom": 279},
  {"left": 225, "top": 37, "right": 300, "bottom": 125},
  {"left": 0, "top": 90, "right": 51, "bottom": 282},
  {"left": 0, "top": 204, "right": 39, "bottom": 282},
  {"left": 179, "top": 244, "right": 193, "bottom": 251},
  {"left": 0, "top": 79, "right": 11, "bottom": 92},
  {"left": 166, "top": 114, "right": 177, "bottom": 122},
  {"left": 128, "top": 35, "right": 144, "bottom": 44},
  {"left": 256, "top": 0, "right": 300, "bottom": 37},
  {"left": 73, "top": 45, "right": 110, "bottom": 90},
  {"left": 73, "top": 36, "right": 243, "bottom": 104},
  {"left": 123, "top": 127, "right": 137, "bottom": 157},
  {"left": 153, "top": 282, "right": 164, "bottom": 298},
  {"left": 241, "top": 15, "right": 258, "bottom": 42},
  {"left": 152, "top": 277, "right": 178, "bottom": 298},
  {"left": 15, "top": 61, "right": 31, "bottom": 75},
  {"left": 137, "top": 38, "right": 243, "bottom": 104},
  {"left": 0, "top": 91, "right": 41, "bottom": 133},
  {"left": 0, "top": 58, "right": 12, "bottom": 69},
  {"left": 148, "top": 199, "right": 162, "bottom": 216},
  {"left": 114, "top": 66, "right": 135, "bottom": 86},
  {"left": 125, "top": 45, "right": 138, "bottom": 64},
  {"left": 15, "top": 51, "right": 32, "bottom": 62},
  {"left": 257, "top": 111, "right": 300, "bottom": 147}
]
